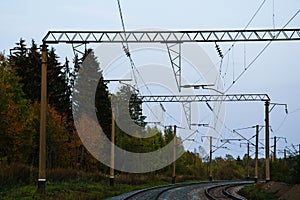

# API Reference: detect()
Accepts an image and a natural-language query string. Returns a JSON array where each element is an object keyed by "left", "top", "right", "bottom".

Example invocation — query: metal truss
[
  {"left": 43, "top": 29, "right": 300, "bottom": 44},
  {"left": 137, "top": 94, "right": 270, "bottom": 103},
  {"left": 166, "top": 43, "right": 181, "bottom": 92},
  {"left": 182, "top": 102, "right": 191, "bottom": 129}
]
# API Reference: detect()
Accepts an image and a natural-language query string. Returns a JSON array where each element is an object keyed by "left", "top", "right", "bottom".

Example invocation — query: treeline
[
  {"left": 0, "top": 39, "right": 184, "bottom": 178},
  {"left": 0, "top": 39, "right": 299, "bottom": 186}
]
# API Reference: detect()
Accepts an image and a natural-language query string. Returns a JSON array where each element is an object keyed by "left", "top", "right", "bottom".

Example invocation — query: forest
[{"left": 0, "top": 39, "right": 299, "bottom": 192}]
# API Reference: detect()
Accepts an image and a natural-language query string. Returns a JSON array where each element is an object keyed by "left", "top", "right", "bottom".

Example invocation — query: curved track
[
  {"left": 109, "top": 180, "right": 252, "bottom": 200},
  {"left": 123, "top": 182, "right": 205, "bottom": 200},
  {"left": 205, "top": 181, "right": 253, "bottom": 200}
]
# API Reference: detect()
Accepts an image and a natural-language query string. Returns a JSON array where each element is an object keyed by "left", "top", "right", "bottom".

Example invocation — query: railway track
[
  {"left": 109, "top": 180, "right": 252, "bottom": 200},
  {"left": 123, "top": 182, "right": 205, "bottom": 200},
  {"left": 205, "top": 181, "right": 253, "bottom": 200}
]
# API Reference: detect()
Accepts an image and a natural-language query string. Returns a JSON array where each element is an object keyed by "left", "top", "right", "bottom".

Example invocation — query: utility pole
[
  {"left": 38, "top": 44, "right": 47, "bottom": 193},
  {"left": 247, "top": 142, "right": 250, "bottom": 180},
  {"left": 240, "top": 142, "right": 250, "bottom": 180},
  {"left": 273, "top": 136, "right": 277, "bottom": 161},
  {"left": 284, "top": 149, "right": 287, "bottom": 166},
  {"left": 265, "top": 101, "right": 270, "bottom": 182},
  {"left": 209, "top": 136, "right": 213, "bottom": 181},
  {"left": 255, "top": 125, "right": 259, "bottom": 183},
  {"left": 272, "top": 136, "right": 287, "bottom": 162},
  {"left": 110, "top": 106, "right": 115, "bottom": 187},
  {"left": 172, "top": 125, "right": 177, "bottom": 184}
]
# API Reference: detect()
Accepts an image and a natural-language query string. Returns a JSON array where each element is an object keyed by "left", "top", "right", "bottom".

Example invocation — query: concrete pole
[
  {"left": 265, "top": 101, "right": 270, "bottom": 182},
  {"left": 247, "top": 142, "right": 250, "bottom": 180},
  {"left": 284, "top": 149, "right": 287, "bottom": 166},
  {"left": 172, "top": 125, "right": 177, "bottom": 184},
  {"left": 38, "top": 44, "right": 47, "bottom": 193},
  {"left": 110, "top": 106, "right": 115, "bottom": 187},
  {"left": 255, "top": 125, "right": 259, "bottom": 183},
  {"left": 209, "top": 136, "right": 213, "bottom": 181},
  {"left": 273, "top": 136, "right": 277, "bottom": 161}
]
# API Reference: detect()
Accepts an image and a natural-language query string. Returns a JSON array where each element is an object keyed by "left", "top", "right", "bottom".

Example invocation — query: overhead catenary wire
[
  {"left": 244, "top": 0, "right": 267, "bottom": 30},
  {"left": 116, "top": 0, "right": 191, "bottom": 129},
  {"left": 225, "top": 9, "right": 300, "bottom": 93},
  {"left": 216, "top": 0, "right": 266, "bottom": 88},
  {"left": 290, "top": 107, "right": 300, "bottom": 114},
  {"left": 116, "top": 0, "right": 138, "bottom": 88},
  {"left": 116, "top": 0, "right": 165, "bottom": 124},
  {"left": 217, "top": 0, "right": 267, "bottom": 70},
  {"left": 195, "top": 1, "right": 269, "bottom": 142},
  {"left": 272, "top": 0, "right": 276, "bottom": 29}
]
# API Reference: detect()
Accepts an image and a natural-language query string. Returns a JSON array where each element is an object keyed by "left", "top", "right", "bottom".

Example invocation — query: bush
[
  {"left": 0, "top": 163, "right": 35, "bottom": 187},
  {"left": 239, "top": 183, "right": 277, "bottom": 200},
  {"left": 0, "top": 163, "right": 109, "bottom": 188},
  {"left": 116, "top": 174, "right": 152, "bottom": 185},
  {"left": 46, "top": 168, "right": 106, "bottom": 182}
]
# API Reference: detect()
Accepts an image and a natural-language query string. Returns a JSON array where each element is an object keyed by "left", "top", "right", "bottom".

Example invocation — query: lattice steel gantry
[
  {"left": 38, "top": 28, "right": 300, "bottom": 191},
  {"left": 137, "top": 94, "right": 270, "bottom": 102},
  {"left": 43, "top": 29, "right": 300, "bottom": 43}
]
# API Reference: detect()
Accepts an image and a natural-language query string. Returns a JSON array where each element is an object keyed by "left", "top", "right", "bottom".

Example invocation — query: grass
[
  {"left": 0, "top": 164, "right": 206, "bottom": 199},
  {"left": 0, "top": 179, "right": 170, "bottom": 200},
  {"left": 238, "top": 183, "right": 278, "bottom": 200}
]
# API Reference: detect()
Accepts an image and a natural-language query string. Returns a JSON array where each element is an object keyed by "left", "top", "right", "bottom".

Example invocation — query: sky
[{"left": 1, "top": 0, "right": 300, "bottom": 159}]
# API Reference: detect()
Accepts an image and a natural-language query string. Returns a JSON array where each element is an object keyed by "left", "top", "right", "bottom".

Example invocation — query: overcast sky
[{"left": 1, "top": 0, "right": 300, "bottom": 158}]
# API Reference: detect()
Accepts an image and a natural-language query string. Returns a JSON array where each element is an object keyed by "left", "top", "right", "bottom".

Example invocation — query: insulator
[
  {"left": 123, "top": 45, "right": 131, "bottom": 57},
  {"left": 215, "top": 43, "right": 223, "bottom": 59}
]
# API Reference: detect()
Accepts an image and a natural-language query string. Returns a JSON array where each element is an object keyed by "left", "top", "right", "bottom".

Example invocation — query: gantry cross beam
[
  {"left": 43, "top": 29, "right": 300, "bottom": 43},
  {"left": 136, "top": 94, "right": 270, "bottom": 102}
]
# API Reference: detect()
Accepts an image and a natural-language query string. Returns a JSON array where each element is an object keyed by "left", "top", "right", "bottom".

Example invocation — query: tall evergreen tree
[
  {"left": 47, "top": 48, "right": 71, "bottom": 117},
  {"left": 9, "top": 39, "right": 41, "bottom": 102},
  {"left": 72, "top": 49, "right": 112, "bottom": 170}
]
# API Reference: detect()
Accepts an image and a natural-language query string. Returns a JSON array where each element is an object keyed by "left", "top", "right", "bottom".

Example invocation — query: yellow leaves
[{"left": 76, "top": 112, "right": 105, "bottom": 154}]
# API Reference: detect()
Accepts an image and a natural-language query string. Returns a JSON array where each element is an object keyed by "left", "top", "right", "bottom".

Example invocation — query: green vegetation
[
  {"left": 0, "top": 179, "right": 168, "bottom": 200},
  {"left": 239, "top": 183, "right": 278, "bottom": 200},
  {"left": 0, "top": 165, "right": 200, "bottom": 200}
]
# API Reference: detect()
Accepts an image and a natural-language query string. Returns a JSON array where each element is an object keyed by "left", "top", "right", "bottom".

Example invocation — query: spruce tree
[{"left": 72, "top": 49, "right": 112, "bottom": 170}]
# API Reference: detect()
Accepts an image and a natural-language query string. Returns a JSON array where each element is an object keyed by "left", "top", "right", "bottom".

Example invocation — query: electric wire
[
  {"left": 273, "top": 0, "right": 276, "bottom": 29},
  {"left": 244, "top": 0, "right": 267, "bottom": 30},
  {"left": 195, "top": 0, "right": 268, "bottom": 90},
  {"left": 225, "top": 9, "right": 300, "bottom": 93},
  {"left": 116, "top": 0, "right": 138, "bottom": 87},
  {"left": 216, "top": 0, "right": 266, "bottom": 88},
  {"left": 116, "top": 0, "right": 167, "bottom": 125},
  {"left": 273, "top": 115, "right": 288, "bottom": 133},
  {"left": 290, "top": 107, "right": 300, "bottom": 114},
  {"left": 116, "top": 0, "right": 192, "bottom": 129},
  {"left": 217, "top": 0, "right": 267, "bottom": 71},
  {"left": 181, "top": 130, "right": 199, "bottom": 143}
]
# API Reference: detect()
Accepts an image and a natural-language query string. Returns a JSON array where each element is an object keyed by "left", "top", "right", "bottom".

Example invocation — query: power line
[
  {"left": 290, "top": 108, "right": 300, "bottom": 114},
  {"left": 117, "top": 0, "right": 190, "bottom": 129},
  {"left": 224, "top": 40, "right": 272, "bottom": 93},
  {"left": 116, "top": 0, "right": 187, "bottom": 128},
  {"left": 272, "top": 0, "right": 276, "bottom": 29},
  {"left": 244, "top": 0, "right": 267, "bottom": 30},
  {"left": 218, "top": 0, "right": 267, "bottom": 71},
  {"left": 116, "top": 0, "right": 169, "bottom": 124},
  {"left": 225, "top": 9, "right": 300, "bottom": 92},
  {"left": 218, "top": 0, "right": 267, "bottom": 89}
]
